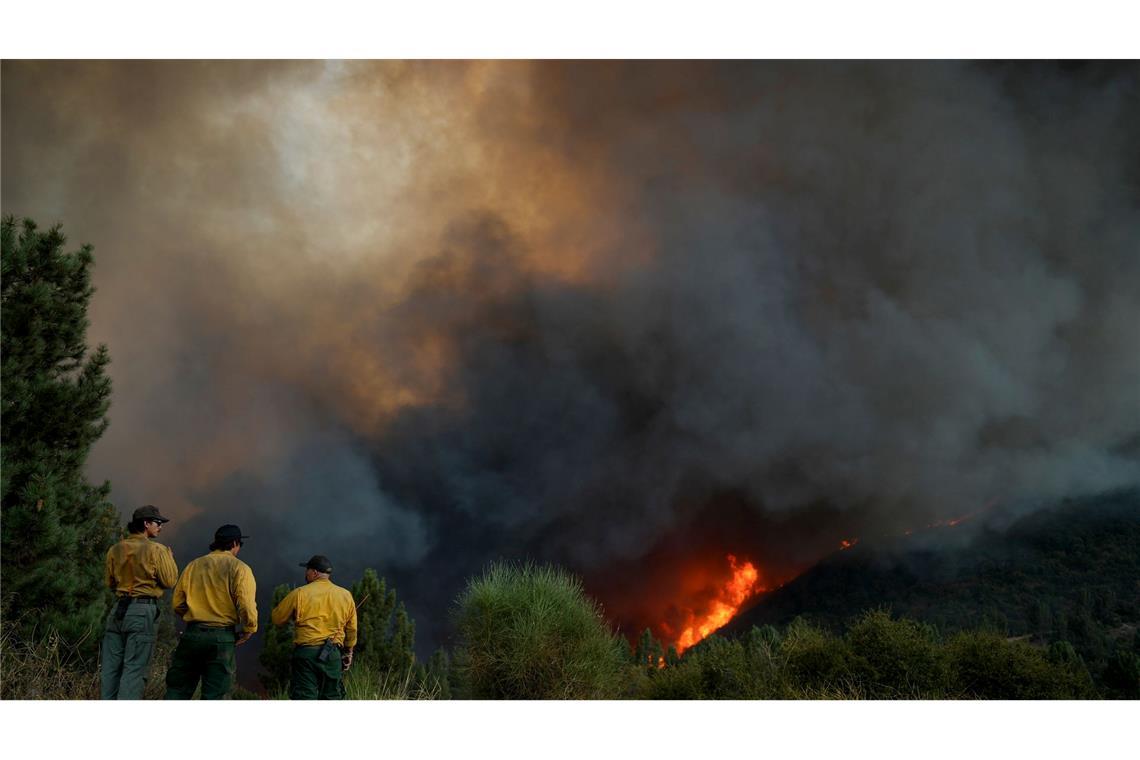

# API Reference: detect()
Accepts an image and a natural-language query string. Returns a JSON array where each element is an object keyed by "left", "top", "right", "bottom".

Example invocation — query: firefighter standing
[
  {"left": 270, "top": 555, "right": 358, "bottom": 700},
  {"left": 101, "top": 505, "right": 178, "bottom": 699},
  {"left": 164, "top": 524, "right": 258, "bottom": 699}
]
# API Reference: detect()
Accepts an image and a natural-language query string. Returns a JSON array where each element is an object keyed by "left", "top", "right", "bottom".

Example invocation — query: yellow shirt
[
  {"left": 105, "top": 534, "right": 178, "bottom": 598},
  {"left": 271, "top": 578, "right": 358, "bottom": 649},
  {"left": 172, "top": 550, "right": 258, "bottom": 633}
]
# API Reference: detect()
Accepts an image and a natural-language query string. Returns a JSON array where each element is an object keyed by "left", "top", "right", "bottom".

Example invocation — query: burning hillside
[{"left": 668, "top": 555, "right": 765, "bottom": 654}]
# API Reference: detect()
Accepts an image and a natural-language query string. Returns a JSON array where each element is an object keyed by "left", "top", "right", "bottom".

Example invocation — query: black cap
[
  {"left": 214, "top": 524, "right": 249, "bottom": 543},
  {"left": 300, "top": 555, "right": 333, "bottom": 573},
  {"left": 132, "top": 505, "right": 169, "bottom": 523}
]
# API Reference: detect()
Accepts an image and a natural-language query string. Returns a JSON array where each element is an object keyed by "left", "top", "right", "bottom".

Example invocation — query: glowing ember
[
  {"left": 839, "top": 538, "right": 859, "bottom": 550},
  {"left": 674, "top": 555, "right": 763, "bottom": 654},
  {"left": 935, "top": 512, "right": 976, "bottom": 528}
]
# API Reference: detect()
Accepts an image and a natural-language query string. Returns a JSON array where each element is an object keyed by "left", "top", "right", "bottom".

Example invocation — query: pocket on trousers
[
  {"left": 122, "top": 609, "right": 152, "bottom": 634},
  {"left": 125, "top": 632, "right": 156, "bottom": 662},
  {"left": 216, "top": 645, "right": 236, "bottom": 675}
]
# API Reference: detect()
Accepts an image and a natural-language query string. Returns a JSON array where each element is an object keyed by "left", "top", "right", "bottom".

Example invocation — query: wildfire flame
[
  {"left": 673, "top": 555, "right": 764, "bottom": 655},
  {"left": 840, "top": 509, "right": 983, "bottom": 549}
]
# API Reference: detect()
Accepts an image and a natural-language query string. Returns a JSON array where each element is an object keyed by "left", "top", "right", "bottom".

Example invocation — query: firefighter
[
  {"left": 101, "top": 505, "right": 178, "bottom": 699},
  {"left": 164, "top": 524, "right": 257, "bottom": 699},
  {"left": 270, "top": 555, "right": 358, "bottom": 700}
]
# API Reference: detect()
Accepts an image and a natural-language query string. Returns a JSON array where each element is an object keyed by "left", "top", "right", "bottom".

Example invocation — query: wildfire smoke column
[{"left": 2, "top": 61, "right": 1138, "bottom": 654}]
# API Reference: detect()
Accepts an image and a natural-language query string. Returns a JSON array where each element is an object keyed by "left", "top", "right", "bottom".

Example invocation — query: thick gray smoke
[{"left": 3, "top": 61, "right": 1138, "bottom": 650}]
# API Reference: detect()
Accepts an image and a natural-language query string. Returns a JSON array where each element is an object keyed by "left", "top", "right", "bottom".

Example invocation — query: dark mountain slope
[{"left": 725, "top": 489, "right": 1140, "bottom": 648}]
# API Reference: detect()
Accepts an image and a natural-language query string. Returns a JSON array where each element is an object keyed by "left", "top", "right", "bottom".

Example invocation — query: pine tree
[
  {"left": 351, "top": 568, "right": 396, "bottom": 672},
  {"left": 350, "top": 568, "right": 416, "bottom": 676},
  {"left": 388, "top": 603, "right": 416, "bottom": 675},
  {"left": 633, "top": 628, "right": 664, "bottom": 670},
  {"left": 1, "top": 217, "right": 118, "bottom": 654},
  {"left": 259, "top": 583, "right": 295, "bottom": 694}
]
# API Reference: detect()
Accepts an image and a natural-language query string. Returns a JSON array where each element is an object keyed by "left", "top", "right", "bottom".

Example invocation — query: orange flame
[
  {"left": 839, "top": 508, "right": 983, "bottom": 549},
  {"left": 674, "top": 555, "right": 763, "bottom": 655}
]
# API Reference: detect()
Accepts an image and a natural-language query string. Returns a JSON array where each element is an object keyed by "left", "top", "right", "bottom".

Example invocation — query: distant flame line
[{"left": 838, "top": 505, "right": 988, "bottom": 550}]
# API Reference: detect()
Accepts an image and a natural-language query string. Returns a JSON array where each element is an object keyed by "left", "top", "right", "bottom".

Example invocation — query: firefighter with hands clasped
[
  {"left": 101, "top": 505, "right": 178, "bottom": 699},
  {"left": 271, "top": 554, "right": 358, "bottom": 700},
  {"left": 164, "top": 524, "right": 258, "bottom": 699}
]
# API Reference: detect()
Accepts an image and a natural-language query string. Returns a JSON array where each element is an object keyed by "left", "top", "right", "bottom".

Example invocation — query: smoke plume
[{"left": 3, "top": 61, "right": 1138, "bottom": 649}]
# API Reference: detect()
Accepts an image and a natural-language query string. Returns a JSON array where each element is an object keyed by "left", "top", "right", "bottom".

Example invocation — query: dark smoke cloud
[{"left": 3, "top": 61, "right": 1138, "bottom": 652}]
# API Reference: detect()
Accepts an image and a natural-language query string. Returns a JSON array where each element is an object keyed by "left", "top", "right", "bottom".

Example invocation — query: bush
[
  {"left": 641, "top": 635, "right": 784, "bottom": 699},
  {"left": 780, "top": 618, "right": 859, "bottom": 694},
  {"left": 639, "top": 656, "right": 706, "bottom": 699},
  {"left": 844, "top": 610, "right": 947, "bottom": 697},
  {"left": 947, "top": 631, "right": 1094, "bottom": 698},
  {"left": 452, "top": 562, "right": 626, "bottom": 699}
]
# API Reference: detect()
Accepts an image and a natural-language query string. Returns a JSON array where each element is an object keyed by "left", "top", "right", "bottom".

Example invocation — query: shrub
[
  {"left": 947, "top": 631, "right": 1094, "bottom": 698},
  {"left": 679, "top": 636, "right": 759, "bottom": 699},
  {"left": 452, "top": 562, "right": 626, "bottom": 699},
  {"left": 844, "top": 610, "right": 948, "bottom": 697},
  {"left": 780, "top": 618, "right": 859, "bottom": 694}
]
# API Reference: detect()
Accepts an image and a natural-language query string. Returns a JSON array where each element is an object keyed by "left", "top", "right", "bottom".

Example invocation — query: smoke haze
[{"left": 3, "top": 61, "right": 1138, "bottom": 649}]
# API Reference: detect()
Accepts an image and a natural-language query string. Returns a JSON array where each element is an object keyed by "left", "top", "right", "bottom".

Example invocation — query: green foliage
[
  {"left": 780, "top": 617, "right": 857, "bottom": 692},
  {"left": 351, "top": 568, "right": 393, "bottom": 669},
  {"left": 342, "top": 660, "right": 442, "bottom": 700},
  {"left": 946, "top": 631, "right": 1094, "bottom": 698},
  {"left": 389, "top": 604, "right": 416, "bottom": 674},
  {"left": 671, "top": 635, "right": 774, "bottom": 699},
  {"left": 422, "top": 647, "right": 452, "bottom": 699},
  {"left": 745, "top": 624, "right": 781, "bottom": 652},
  {"left": 350, "top": 568, "right": 417, "bottom": 679},
  {"left": 632, "top": 628, "right": 665, "bottom": 671},
  {"left": 258, "top": 583, "right": 295, "bottom": 693},
  {"left": 1, "top": 216, "right": 119, "bottom": 656},
  {"left": 729, "top": 490, "right": 1140, "bottom": 694},
  {"left": 844, "top": 610, "right": 947, "bottom": 697},
  {"left": 1047, "top": 640, "right": 1081, "bottom": 667},
  {"left": 636, "top": 612, "right": 1096, "bottom": 700},
  {"left": 452, "top": 561, "right": 626, "bottom": 699}
]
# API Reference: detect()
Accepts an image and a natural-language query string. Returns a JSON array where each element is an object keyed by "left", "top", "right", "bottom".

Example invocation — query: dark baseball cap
[
  {"left": 132, "top": 505, "right": 170, "bottom": 523},
  {"left": 214, "top": 524, "right": 249, "bottom": 543},
  {"left": 300, "top": 555, "right": 333, "bottom": 573}
]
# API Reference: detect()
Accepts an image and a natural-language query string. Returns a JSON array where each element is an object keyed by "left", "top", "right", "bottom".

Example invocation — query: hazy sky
[{"left": 3, "top": 61, "right": 1138, "bottom": 650}]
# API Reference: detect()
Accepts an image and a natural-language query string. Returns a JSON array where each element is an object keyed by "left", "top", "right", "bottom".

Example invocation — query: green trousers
[
  {"left": 289, "top": 645, "right": 344, "bottom": 700},
  {"left": 164, "top": 625, "right": 237, "bottom": 700},
  {"left": 100, "top": 600, "right": 158, "bottom": 700}
]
